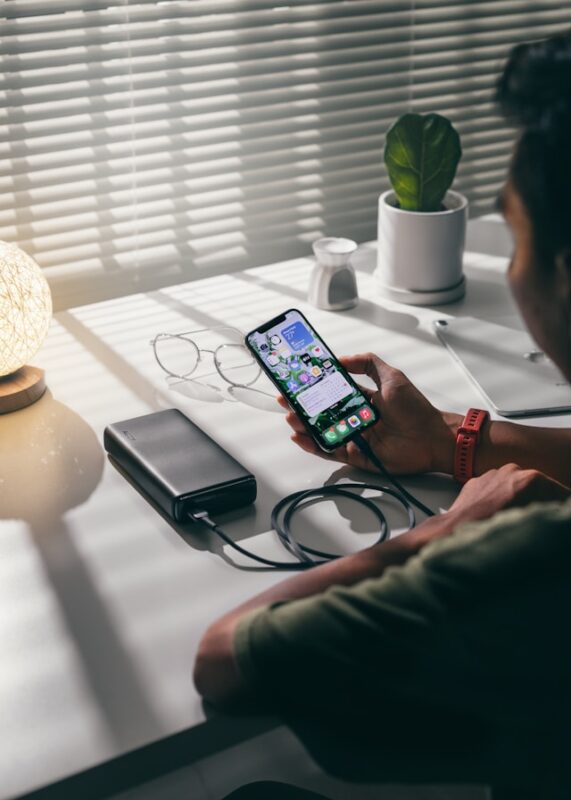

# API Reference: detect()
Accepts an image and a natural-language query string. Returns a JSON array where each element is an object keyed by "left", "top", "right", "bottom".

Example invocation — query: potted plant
[{"left": 375, "top": 113, "right": 467, "bottom": 305}]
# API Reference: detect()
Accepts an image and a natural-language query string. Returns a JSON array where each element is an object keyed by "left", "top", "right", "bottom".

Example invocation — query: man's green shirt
[{"left": 234, "top": 500, "right": 571, "bottom": 785}]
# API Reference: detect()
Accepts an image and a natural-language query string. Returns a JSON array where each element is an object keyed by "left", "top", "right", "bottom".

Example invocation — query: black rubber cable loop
[
  {"left": 280, "top": 489, "right": 387, "bottom": 561},
  {"left": 188, "top": 433, "right": 434, "bottom": 570}
]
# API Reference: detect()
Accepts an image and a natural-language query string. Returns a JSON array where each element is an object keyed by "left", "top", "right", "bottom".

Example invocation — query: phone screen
[{"left": 246, "top": 309, "right": 378, "bottom": 450}]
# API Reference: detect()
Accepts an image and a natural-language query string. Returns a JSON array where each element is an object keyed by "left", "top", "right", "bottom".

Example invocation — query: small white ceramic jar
[{"left": 308, "top": 237, "right": 359, "bottom": 311}]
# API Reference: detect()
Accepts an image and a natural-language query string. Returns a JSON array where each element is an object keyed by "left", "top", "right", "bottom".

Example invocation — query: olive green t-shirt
[{"left": 234, "top": 500, "right": 571, "bottom": 786}]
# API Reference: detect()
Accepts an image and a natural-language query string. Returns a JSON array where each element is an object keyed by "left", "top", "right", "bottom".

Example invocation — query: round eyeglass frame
[{"left": 150, "top": 332, "right": 261, "bottom": 388}]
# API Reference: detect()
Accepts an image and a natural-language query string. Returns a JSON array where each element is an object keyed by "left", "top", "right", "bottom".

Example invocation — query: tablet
[{"left": 434, "top": 316, "right": 571, "bottom": 417}]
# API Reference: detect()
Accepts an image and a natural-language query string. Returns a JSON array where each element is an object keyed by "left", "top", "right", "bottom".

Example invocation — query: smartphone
[{"left": 245, "top": 308, "right": 379, "bottom": 452}]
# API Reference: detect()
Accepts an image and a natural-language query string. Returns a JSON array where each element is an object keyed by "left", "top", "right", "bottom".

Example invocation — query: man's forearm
[
  {"left": 194, "top": 510, "right": 461, "bottom": 708},
  {"left": 219, "top": 528, "right": 415, "bottom": 620},
  {"left": 221, "top": 510, "right": 461, "bottom": 618},
  {"left": 441, "top": 413, "right": 571, "bottom": 486}
]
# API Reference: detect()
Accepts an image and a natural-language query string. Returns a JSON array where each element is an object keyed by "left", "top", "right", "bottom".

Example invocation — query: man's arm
[
  {"left": 193, "top": 509, "right": 466, "bottom": 710},
  {"left": 193, "top": 463, "right": 569, "bottom": 710}
]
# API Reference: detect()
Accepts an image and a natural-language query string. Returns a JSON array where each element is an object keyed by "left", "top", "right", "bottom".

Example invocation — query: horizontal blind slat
[
  {"left": 2, "top": 122, "right": 513, "bottom": 185},
  {"left": 3, "top": 18, "right": 571, "bottom": 77},
  {"left": 4, "top": 4, "right": 568, "bottom": 57},
  {"left": 1, "top": 55, "right": 504, "bottom": 110},
  {"left": 2, "top": 0, "right": 564, "bottom": 34},
  {"left": 0, "top": 36, "right": 545, "bottom": 92},
  {"left": 3, "top": 0, "right": 554, "bottom": 18}
]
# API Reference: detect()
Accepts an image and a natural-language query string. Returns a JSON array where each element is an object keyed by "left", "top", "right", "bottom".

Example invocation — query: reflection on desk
[{"left": 0, "top": 389, "right": 104, "bottom": 522}]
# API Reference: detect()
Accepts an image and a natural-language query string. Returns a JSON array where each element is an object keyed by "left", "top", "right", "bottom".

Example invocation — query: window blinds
[{"left": 2, "top": 1, "right": 570, "bottom": 309}]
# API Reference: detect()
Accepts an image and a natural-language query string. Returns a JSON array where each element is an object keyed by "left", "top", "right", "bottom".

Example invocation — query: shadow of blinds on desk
[{"left": 2, "top": 0, "right": 571, "bottom": 310}]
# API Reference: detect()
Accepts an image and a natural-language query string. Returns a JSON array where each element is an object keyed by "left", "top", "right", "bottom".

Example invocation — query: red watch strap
[{"left": 454, "top": 408, "right": 489, "bottom": 484}]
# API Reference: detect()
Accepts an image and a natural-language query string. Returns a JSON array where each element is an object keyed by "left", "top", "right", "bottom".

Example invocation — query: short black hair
[{"left": 496, "top": 32, "right": 571, "bottom": 261}]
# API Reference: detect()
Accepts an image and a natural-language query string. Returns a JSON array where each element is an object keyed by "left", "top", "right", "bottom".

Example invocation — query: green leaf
[{"left": 384, "top": 113, "right": 462, "bottom": 212}]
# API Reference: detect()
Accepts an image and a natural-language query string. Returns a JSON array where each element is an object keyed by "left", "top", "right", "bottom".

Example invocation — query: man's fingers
[
  {"left": 291, "top": 433, "right": 333, "bottom": 459},
  {"left": 276, "top": 394, "right": 288, "bottom": 409},
  {"left": 285, "top": 411, "right": 306, "bottom": 433},
  {"left": 355, "top": 382, "right": 374, "bottom": 401}
]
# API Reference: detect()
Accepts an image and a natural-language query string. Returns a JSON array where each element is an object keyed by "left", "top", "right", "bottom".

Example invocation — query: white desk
[{"left": 1, "top": 230, "right": 567, "bottom": 799}]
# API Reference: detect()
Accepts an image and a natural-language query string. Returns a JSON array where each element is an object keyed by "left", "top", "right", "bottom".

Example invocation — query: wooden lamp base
[{"left": 0, "top": 366, "right": 47, "bottom": 414}]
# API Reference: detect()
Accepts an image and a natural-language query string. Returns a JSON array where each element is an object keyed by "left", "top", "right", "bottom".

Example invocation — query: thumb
[{"left": 340, "top": 353, "right": 395, "bottom": 388}]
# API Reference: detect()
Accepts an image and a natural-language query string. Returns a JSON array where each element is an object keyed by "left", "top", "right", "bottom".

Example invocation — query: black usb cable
[
  {"left": 187, "top": 433, "right": 435, "bottom": 570},
  {"left": 352, "top": 434, "right": 435, "bottom": 519}
]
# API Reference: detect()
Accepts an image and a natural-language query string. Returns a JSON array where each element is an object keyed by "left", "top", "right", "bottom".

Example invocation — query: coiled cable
[{"left": 187, "top": 433, "right": 434, "bottom": 570}]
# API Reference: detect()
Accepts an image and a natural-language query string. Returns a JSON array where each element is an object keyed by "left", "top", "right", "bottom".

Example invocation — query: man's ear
[{"left": 555, "top": 248, "right": 571, "bottom": 308}]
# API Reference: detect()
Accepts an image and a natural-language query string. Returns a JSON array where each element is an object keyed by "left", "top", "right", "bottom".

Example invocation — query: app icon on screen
[
  {"left": 311, "top": 345, "right": 324, "bottom": 357},
  {"left": 270, "top": 334, "right": 282, "bottom": 346},
  {"left": 359, "top": 407, "right": 373, "bottom": 421},
  {"left": 267, "top": 353, "right": 279, "bottom": 366},
  {"left": 311, "top": 366, "right": 322, "bottom": 377},
  {"left": 324, "top": 427, "right": 338, "bottom": 444},
  {"left": 276, "top": 365, "right": 290, "bottom": 379},
  {"left": 287, "top": 379, "right": 299, "bottom": 392},
  {"left": 260, "top": 342, "right": 269, "bottom": 352},
  {"left": 348, "top": 415, "right": 361, "bottom": 428},
  {"left": 323, "top": 359, "right": 333, "bottom": 370},
  {"left": 290, "top": 358, "right": 301, "bottom": 370},
  {"left": 298, "top": 372, "right": 310, "bottom": 384},
  {"left": 336, "top": 420, "right": 349, "bottom": 435},
  {"left": 301, "top": 354, "right": 312, "bottom": 365}
]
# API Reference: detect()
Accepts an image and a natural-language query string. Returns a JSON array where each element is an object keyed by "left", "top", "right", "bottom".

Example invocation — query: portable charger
[{"left": 103, "top": 408, "right": 257, "bottom": 522}]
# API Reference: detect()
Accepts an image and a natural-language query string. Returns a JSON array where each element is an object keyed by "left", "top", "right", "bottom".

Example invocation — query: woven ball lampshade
[{"left": 0, "top": 242, "right": 52, "bottom": 413}]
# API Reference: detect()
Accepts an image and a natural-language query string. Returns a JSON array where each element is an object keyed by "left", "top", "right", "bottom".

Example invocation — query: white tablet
[{"left": 434, "top": 316, "right": 571, "bottom": 417}]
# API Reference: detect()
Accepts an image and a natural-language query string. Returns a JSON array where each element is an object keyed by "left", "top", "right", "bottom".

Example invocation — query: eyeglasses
[{"left": 150, "top": 326, "right": 261, "bottom": 388}]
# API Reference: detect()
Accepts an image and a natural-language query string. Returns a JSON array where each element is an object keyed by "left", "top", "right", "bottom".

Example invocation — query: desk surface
[{"left": 1, "top": 229, "right": 568, "bottom": 799}]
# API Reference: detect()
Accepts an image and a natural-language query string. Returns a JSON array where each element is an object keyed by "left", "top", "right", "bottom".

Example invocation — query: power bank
[{"left": 103, "top": 409, "right": 257, "bottom": 521}]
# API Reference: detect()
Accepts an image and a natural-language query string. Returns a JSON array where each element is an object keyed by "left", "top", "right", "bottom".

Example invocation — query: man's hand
[
  {"left": 448, "top": 463, "right": 570, "bottom": 525},
  {"left": 278, "top": 353, "right": 457, "bottom": 475}
]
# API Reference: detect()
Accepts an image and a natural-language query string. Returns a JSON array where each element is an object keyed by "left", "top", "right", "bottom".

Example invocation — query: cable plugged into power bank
[
  {"left": 186, "top": 508, "right": 308, "bottom": 570},
  {"left": 104, "top": 409, "right": 434, "bottom": 571}
]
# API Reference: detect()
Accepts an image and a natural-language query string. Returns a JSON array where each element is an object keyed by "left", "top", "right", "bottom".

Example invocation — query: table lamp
[{"left": 0, "top": 242, "right": 52, "bottom": 414}]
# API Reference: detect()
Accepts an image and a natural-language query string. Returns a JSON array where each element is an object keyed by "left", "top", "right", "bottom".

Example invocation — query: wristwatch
[{"left": 454, "top": 408, "right": 489, "bottom": 484}]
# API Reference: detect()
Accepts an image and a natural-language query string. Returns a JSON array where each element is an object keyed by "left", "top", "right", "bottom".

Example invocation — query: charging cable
[
  {"left": 352, "top": 434, "right": 435, "bottom": 519},
  {"left": 187, "top": 433, "right": 435, "bottom": 570}
]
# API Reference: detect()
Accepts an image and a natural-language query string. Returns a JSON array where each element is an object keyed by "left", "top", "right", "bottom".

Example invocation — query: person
[{"left": 194, "top": 33, "right": 571, "bottom": 799}]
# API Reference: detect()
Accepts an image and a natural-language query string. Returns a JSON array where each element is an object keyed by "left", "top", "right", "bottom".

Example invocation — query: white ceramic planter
[{"left": 376, "top": 189, "right": 468, "bottom": 305}]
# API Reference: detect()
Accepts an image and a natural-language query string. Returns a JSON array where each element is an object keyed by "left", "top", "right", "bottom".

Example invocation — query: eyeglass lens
[
  {"left": 154, "top": 334, "right": 260, "bottom": 386},
  {"left": 215, "top": 344, "right": 260, "bottom": 386},
  {"left": 154, "top": 335, "right": 199, "bottom": 379}
]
